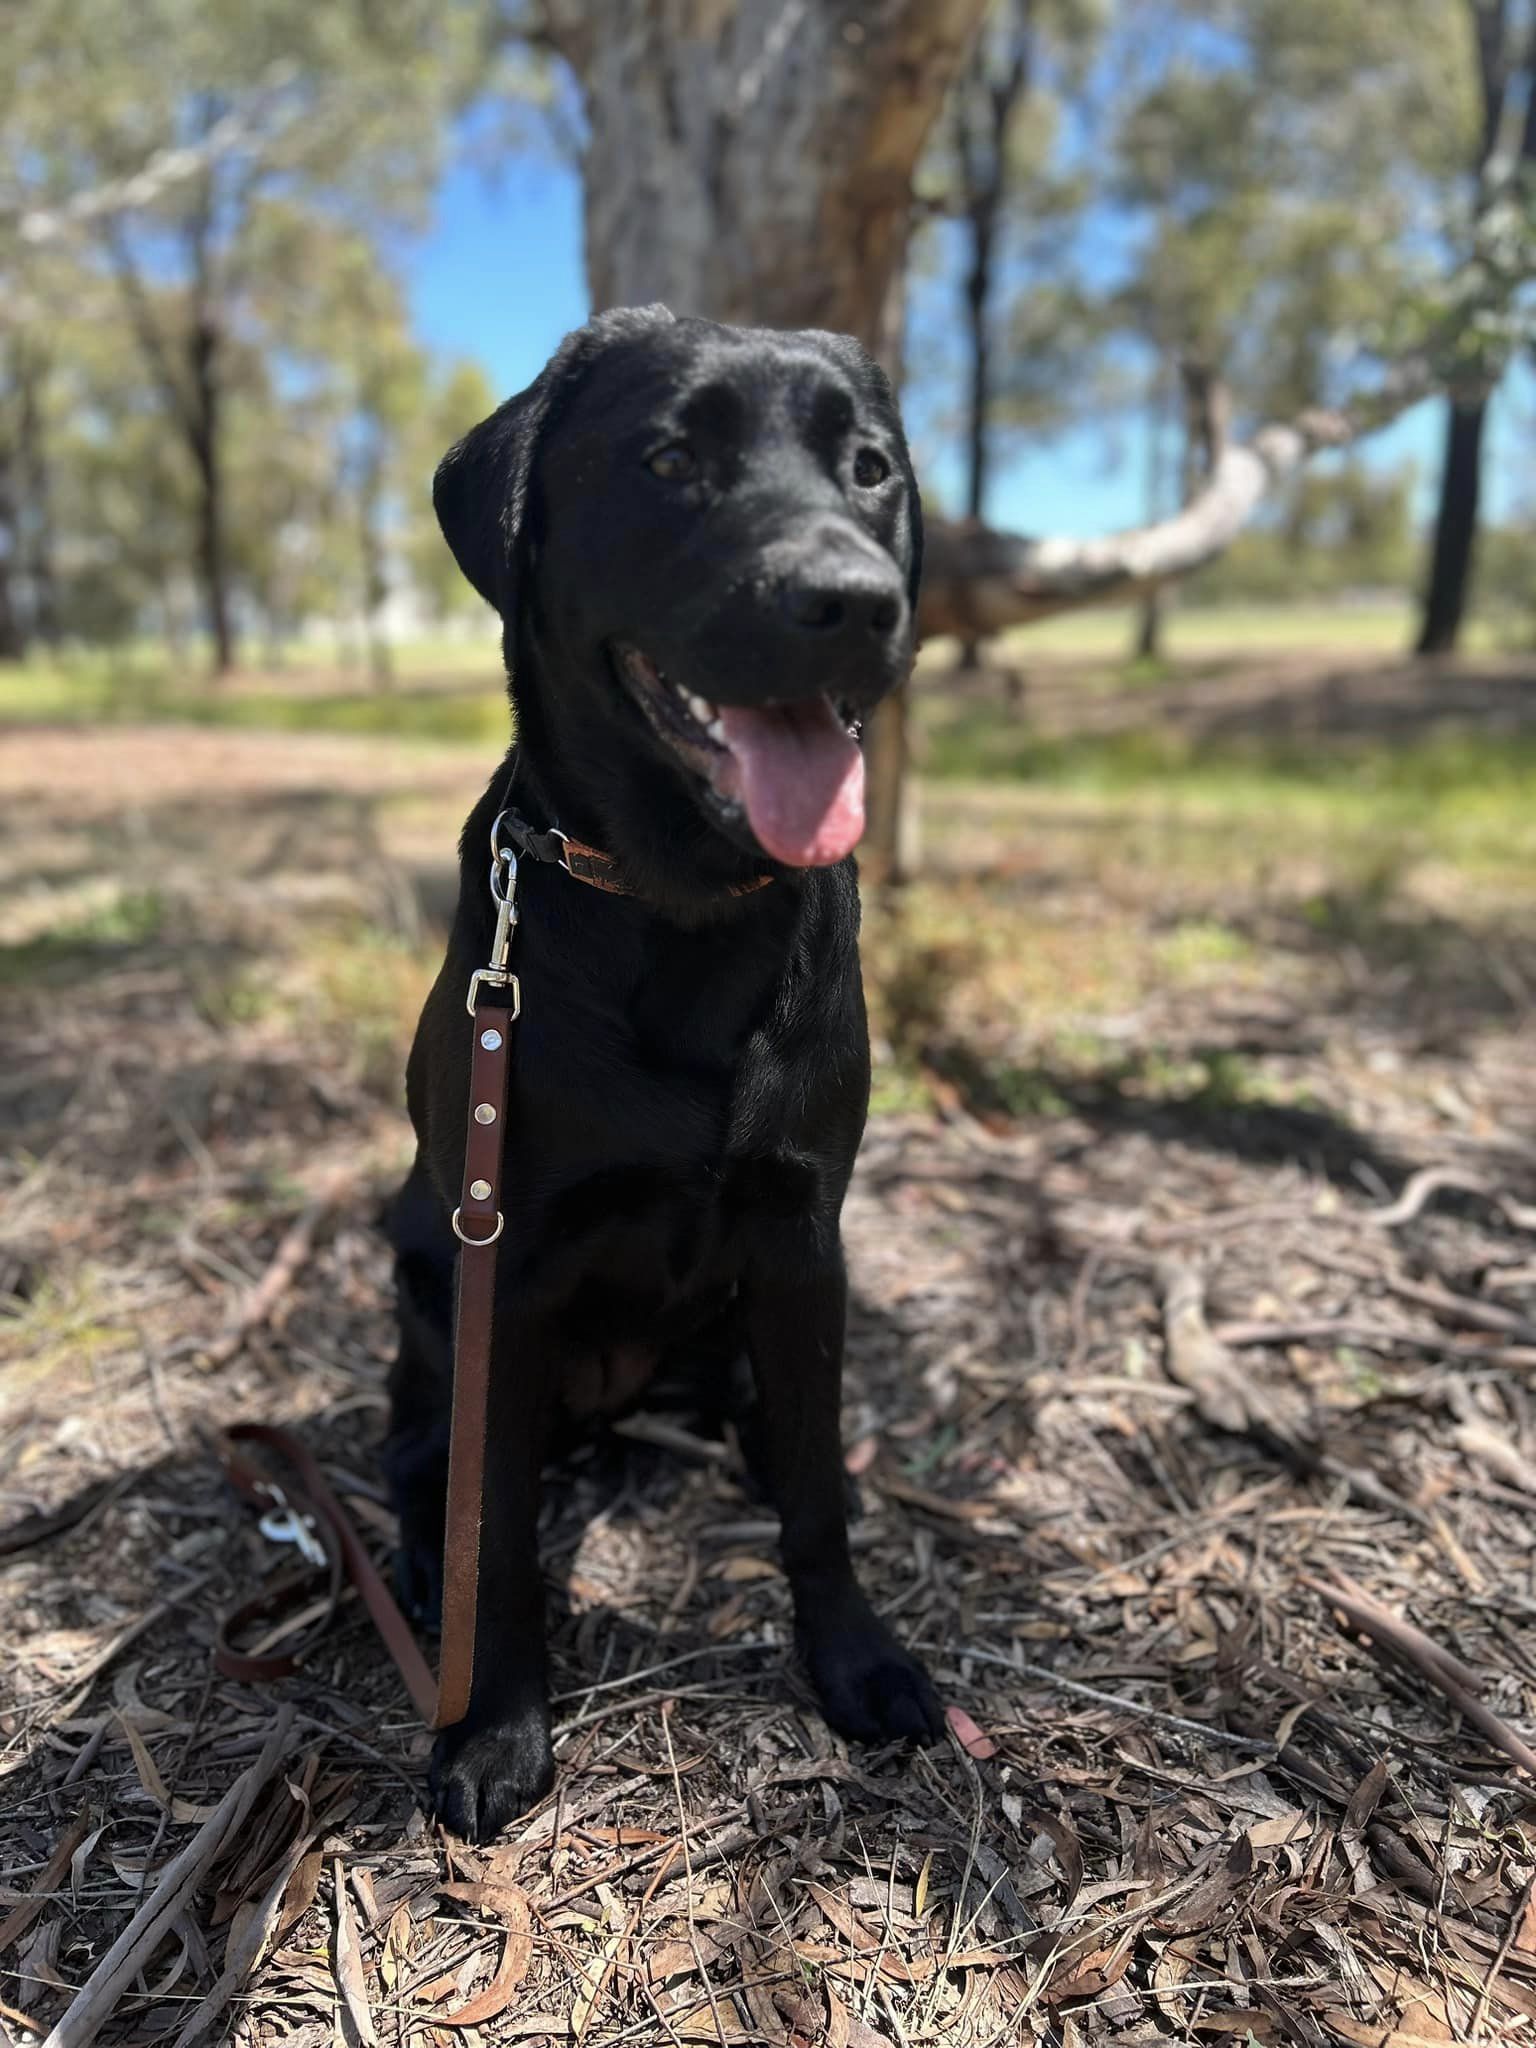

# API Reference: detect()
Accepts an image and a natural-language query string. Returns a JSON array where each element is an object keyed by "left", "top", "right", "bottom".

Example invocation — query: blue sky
[{"left": 403, "top": 148, "right": 1528, "bottom": 541}]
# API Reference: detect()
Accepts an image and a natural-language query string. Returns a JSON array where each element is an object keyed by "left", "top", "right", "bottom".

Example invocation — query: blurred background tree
[{"left": 2, "top": 0, "right": 479, "bottom": 671}]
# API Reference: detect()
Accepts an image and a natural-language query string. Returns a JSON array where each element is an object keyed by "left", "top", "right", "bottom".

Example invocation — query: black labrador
[{"left": 388, "top": 304, "right": 943, "bottom": 1843}]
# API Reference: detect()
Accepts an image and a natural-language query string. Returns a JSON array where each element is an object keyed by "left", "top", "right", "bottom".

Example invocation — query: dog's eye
[
  {"left": 647, "top": 442, "right": 697, "bottom": 482},
  {"left": 853, "top": 447, "right": 891, "bottom": 488}
]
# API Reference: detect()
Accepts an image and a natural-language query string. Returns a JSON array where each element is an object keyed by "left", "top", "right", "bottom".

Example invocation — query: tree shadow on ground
[
  {"left": 918, "top": 1037, "right": 1411, "bottom": 1190},
  {"left": 1186, "top": 660, "right": 1536, "bottom": 746}
]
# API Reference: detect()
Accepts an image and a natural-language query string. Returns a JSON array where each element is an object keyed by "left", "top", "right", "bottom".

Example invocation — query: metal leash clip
[
  {"left": 465, "top": 831, "right": 521, "bottom": 1017},
  {"left": 255, "top": 1483, "right": 328, "bottom": 1569}
]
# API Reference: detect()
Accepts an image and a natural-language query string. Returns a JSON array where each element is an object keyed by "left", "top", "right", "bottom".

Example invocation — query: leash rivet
[
  {"left": 469, "top": 1178, "right": 492, "bottom": 1201},
  {"left": 474, "top": 1102, "right": 496, "bottom": 1124},
  {"left": 480, "top": 1027, "right": 503, "bottom": 1051}
]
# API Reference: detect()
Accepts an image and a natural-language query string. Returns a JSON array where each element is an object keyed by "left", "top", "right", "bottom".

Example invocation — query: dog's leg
[
  {"left": 742, "top": 1224, "right": 944, "bottom": 1747},
  {"left": 384, "top": 1157, "right": 457, "bottom": 1626},
  {"left": 428, "top": 1315, "right": 558, "bottom": 1843}
]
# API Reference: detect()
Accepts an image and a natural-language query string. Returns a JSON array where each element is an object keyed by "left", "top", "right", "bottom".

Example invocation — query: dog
[{"left": 387, "top": 304, "right": 943, "bottom": 1843}]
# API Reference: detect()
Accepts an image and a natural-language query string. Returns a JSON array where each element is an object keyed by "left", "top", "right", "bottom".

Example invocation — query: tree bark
[
  {"left": 1132, "top": 358, "right": 1171, "bottom": 663},
  {"left": 1133, "top": 589, "right": 1163, "bottom": 661},
  {"left": 1411, "top": 0, "right": 1514, "bottom": 653},
  {"left": 955, "top": 195, "right": 996, "bottom": 682},
  {"left": 104, "top": 148, "right": 240, "bottom": 678},
  {"left": 1133, "top": 359, "right": 1225, "bottom": 663},
  {"left": 16, "top": 344, "right": 58, "bottom": 643},
  {"left": 188, "top": 317, "right": 235, "bottom": 676},
  {"left": 546, "top": 0, "right": 986, "bottom": 349},
  {"left": 1415, "top": 396, "right": 1486, "bottom": 655},
  {"left": 0, "top": 444, "right": 24, "bottom": 661},
  {"left": 358, "top": 435, "right": 393, "bottom": 688},
  {"left": 952, "top": 1, "right": 1031, "bottom": 674}
]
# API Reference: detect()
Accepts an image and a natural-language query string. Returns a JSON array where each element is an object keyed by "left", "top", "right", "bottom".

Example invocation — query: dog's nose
[{"left": 778, "top": 561, "right": 904, "bottom": 640}]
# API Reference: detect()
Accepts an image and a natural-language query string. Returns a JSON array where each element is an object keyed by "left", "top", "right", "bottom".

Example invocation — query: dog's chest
[{"left": 498, "top": 897, "right": 845, "bottom": 1321}]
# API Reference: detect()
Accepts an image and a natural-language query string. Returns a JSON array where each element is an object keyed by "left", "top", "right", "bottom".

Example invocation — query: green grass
[
  {"left": 976, "top": 599, "right": 1484, "bottom": 660},
  {"left": 0, "top": 642, "right": 504, "bottom": 739},
  {"left": 918, "top": 711, "right": 1536, "bottom": 877},
  {"left": 0, "top": 599, "right": 1513, "bottom": 747},
  {"left": 175, "top": 683, "right": 509, "bottom": 745},
  {"left": 0, "top": 601, "right": 1475, "bottom": 735},
  {"left": 1, "top": 667, "right": 508, "bottom": 746},
  {"left": 0, "top": 889, "right": 167, "bottom": 985}
]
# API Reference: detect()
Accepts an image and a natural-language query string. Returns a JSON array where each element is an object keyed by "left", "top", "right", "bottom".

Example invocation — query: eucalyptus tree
[{"left": 3, "top": 0, "right": 474, "bottom": 673}]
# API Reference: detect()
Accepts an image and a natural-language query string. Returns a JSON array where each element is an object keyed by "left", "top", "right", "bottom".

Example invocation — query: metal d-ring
[{"left": 451, "top": 1205, "right": 504, "bottom": 1247}]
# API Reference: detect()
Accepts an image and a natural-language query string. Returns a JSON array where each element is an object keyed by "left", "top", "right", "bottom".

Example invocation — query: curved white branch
[
  {"left": 5, "top": 74, "right": 300, "bottom": 249},
  {"left": 916, "top": 373, "right": 1434, "bottom": 641}
]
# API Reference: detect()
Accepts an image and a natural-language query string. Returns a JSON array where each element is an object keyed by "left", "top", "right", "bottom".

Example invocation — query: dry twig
[{"left": 39, "top": 1707, "right": 296, "bottom": 2048}]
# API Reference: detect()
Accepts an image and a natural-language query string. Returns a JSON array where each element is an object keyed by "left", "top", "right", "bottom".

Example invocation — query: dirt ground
[{"left": 3, "top": 664, "right": 1536, "bottom": 2046}]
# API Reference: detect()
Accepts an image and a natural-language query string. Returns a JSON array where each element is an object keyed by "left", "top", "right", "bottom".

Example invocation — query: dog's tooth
[
  {"left": 685, "top": 691, "right": 713, "bottom": 723},
  {"left": 705, "top": 716, "right": 724, "bottom": 741}
]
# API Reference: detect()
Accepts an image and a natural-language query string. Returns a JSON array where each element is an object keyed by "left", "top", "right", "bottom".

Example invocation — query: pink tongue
[{"left": 714, "top": 698, "right": 866, "bottom": 866}]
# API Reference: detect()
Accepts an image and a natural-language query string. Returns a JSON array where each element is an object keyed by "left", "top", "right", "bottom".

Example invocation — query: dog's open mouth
[{"left": 613, "top": 645, "right": 867, "bottom": 868}]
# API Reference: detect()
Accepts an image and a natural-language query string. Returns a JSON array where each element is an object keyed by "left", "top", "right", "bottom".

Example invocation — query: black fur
[{"left": 389, "top": 309, "right": 941, "bottom": 1842}]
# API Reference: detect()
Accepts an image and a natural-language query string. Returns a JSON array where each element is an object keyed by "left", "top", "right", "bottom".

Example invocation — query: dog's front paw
[
  {"left": 801, "top": 1608, "right": 945, "bottom": 1748},
  {"left": 429, "top": 1708, "right": 555, "bottom": 1842}
]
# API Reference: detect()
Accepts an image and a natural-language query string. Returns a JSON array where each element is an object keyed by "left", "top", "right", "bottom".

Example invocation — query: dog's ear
[
  {"left": 431, "top": 389, "right": 539, "bottom": 613},
  {"left": 433, "top": 304, "right": 678, "bottom": 618}
]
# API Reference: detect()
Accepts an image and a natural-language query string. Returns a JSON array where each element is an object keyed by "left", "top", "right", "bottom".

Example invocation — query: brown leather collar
[{"left": 494, "top": 803, "right": 772, "bottom": 898}]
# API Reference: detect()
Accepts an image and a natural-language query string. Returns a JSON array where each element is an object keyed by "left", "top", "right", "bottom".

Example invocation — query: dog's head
[{"left": 434, "top": 307, "right": 922, "bottom": 872}]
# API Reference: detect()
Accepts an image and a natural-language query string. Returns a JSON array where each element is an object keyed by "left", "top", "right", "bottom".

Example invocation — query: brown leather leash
[
  {"left": 216, "top": 1421, "right": 438, "bottom": 1721},
  {"left": 215, "top": 819, "right": 521, "bottom": 1730},
  {"left": 214, "top": 800, "right": 772, "bottom": 1728}
]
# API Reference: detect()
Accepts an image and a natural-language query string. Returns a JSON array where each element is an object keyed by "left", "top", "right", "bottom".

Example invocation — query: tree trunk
[
  {"left": 952, "top": 0, "right": 1030, "bottom": 679},
  {"left": 0, "top": 446, "right": 24, "bottom": 661},
  {"left": 1415, "top": 396, "right": 1486, "bottom": 655},
  {"left": 1131, "top": 360, "right": 1171, "bottom": 662},
  {"left": 16, "top": 346, "right": 58, "bottom": 644},
  {"left": 188, "top": 318, "right": 235, "bottom": 676},
  {"left": 360, "top": 446, "right": 393, "bottom": 689},
  {"left": 963, "top": 207, "right": 996, "bottom": 527},
  {"left": 545, "top": 0, "right": 988, "bottom": 883},
  {"left": 1133, "top": 590, "right": 1162, "bottom": 661},
  {"left": 1412, "top": 0, "right": 1514, "bottom": 655},
  {"left": 549, "top": 2, "right": 984, "bottom": 346},
  {"left": 953, "top": 191, "right": 997, "bottom": 678}
]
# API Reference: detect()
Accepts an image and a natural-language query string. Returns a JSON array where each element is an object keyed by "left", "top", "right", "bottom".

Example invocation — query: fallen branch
[
  {"left": 1309, "top": 1244, "right": 1536, "bottom": 1343},
  {"left": 1450, "top": 1421, "right": 1536, "bottom": 1499},
  {"left": 0, "top": 1473, "right": 134, "bottom": 1558},
  {"left": 1157, "top": 1257, "right": 1262, "bottom": 1434},
  {"left": 917, "top": 368, "right": 1432, "bottom": 640},
  {"left": 1160, "top": 1261, "right": 1427, "bottom": 1523},
  {"left": 1305, "top": 1570, "right": 1536, "bottom": 1778},
  {"left": 203, "top": 1173, "right": 351, "bottom": 1368},
  {"left": 168, "top": 1821, "right": 316, "bottom": 2048},
  {"left": 611, "top": 1414, "right": 731, "bottom": 1464},
  {"left": 41, "top": 1705, "right": 296, "bottom": 2048},
  {"left": 1214, "top": 1316, "right": 1428, "bottom": 1350},
  {"left": 1366, "top": 1166, "right": 1536, "bottom": 1235}
]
